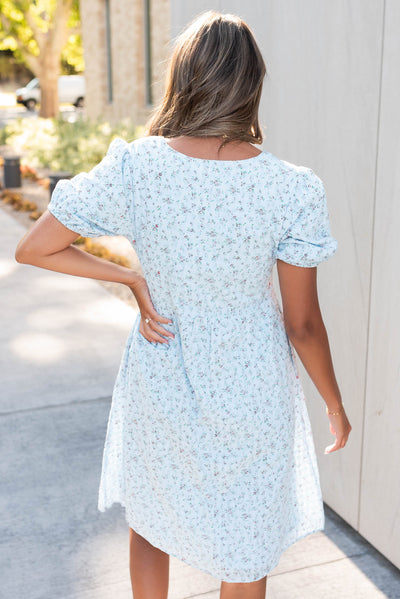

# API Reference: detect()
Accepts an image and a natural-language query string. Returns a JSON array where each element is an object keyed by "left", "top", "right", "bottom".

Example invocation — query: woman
[{"left": 15, "top": 10, "right": 351, "bottom": 599}]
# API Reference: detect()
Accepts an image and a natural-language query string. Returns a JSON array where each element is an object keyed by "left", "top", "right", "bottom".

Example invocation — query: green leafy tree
[{"left": 0, "top": 0, "right": 82, "bottom": 117}]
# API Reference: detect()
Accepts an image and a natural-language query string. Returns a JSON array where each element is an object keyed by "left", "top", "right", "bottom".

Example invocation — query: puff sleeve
[
  {"left": 275, "top": 168, "right": 338, "bottom": 267},
  {"left": 47, "top": 137, "right": 136, "bottom": 243}
]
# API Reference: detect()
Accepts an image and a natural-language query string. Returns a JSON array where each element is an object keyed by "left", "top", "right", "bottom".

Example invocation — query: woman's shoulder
[
  {"left": 262, "top": 151, "right": 326, "bottom": 206},
  {"left": 124, "top": 135, "right": 164, "bottom": 162},
  {"left": 130, "top": 135, "right": 163, "bottom": 150},
  {"left": 262, "top": 149, "right": 316, "bottom": 181}
]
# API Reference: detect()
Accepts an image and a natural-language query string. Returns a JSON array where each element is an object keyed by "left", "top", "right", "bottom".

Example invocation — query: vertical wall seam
[
  {"left": 143, "top": 0, "right": 153, "bottom": 106},
  {"left": 357, "top": 0, "right": 386, "bottom": 531}
]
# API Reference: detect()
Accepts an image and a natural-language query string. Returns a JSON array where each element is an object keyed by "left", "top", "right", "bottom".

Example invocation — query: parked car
[{"left": 15, "top": 75, "right": 85, "bottom": 111}]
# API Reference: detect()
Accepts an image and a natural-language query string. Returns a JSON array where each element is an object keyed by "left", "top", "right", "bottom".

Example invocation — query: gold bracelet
[{"left": 326, "top": 404, "right": 344, "bottom": 415}]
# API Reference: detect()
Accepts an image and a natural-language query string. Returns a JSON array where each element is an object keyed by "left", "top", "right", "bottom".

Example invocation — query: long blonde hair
[{"left": 143, "top": 10, "right": 267, "bottom": 151}]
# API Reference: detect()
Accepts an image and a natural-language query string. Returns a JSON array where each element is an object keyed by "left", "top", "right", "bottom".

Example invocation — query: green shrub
[{"left": 1, "top": 114, "right": 145, "bottom": 174}]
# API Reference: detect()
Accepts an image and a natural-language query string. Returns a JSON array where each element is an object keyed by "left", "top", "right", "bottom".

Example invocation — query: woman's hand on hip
[{"left": 126, "top": 275, "right": 175, "bottom": 344}]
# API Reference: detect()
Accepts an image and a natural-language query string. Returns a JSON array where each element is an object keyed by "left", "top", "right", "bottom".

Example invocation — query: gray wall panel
[
  {"left": 170, "top": 1, "right": 222, "bottom": 39},
  {"left": 360, "top": 0, "right": 400, "bottom": 568}
]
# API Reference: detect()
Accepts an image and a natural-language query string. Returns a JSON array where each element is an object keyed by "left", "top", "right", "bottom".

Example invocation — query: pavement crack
[
  {"left": 270, "top": 551, "right": 369, "bottom": 578},
  {"left": 0, "top": 395, "right": 112, "bottom": 417}
]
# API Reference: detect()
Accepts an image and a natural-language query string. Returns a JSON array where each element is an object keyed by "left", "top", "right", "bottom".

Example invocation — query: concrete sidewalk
[{"left": 1, "top": 206, "right": 400, "bottom": 598}]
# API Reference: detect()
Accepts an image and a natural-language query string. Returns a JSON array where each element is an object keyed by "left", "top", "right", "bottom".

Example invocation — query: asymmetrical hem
[{"left": 100, "top": 497, "right": 324, "bottom": 583}]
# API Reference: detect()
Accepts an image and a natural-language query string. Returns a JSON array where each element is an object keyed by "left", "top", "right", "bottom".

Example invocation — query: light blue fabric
[{"left": 47, "top": 135, "right": 338, "bottom": 582}]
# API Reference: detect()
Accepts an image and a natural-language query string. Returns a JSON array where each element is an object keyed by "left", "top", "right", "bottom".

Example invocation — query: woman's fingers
[
  {"left": 325, "top": 438, "right": 343, "bottom": 454},
  {"left": 324, "top": 427, "right": 351, "bottom": 454},
  {"left": 150, "top": 310, "right": 174, "bottom": 329},
  {"left": 324, "top": 410, "right": 352, "bottom": 454},
  {"left": 148, "top": 315, "right": 175, "bottom": 339},
  {"left": 141, "top": 326, "right": 169, "bottom": 344},
  {"left": 140, "top": 323, "right": 168, "bottom": 344},
  {"left": 140, "top": 312, "right": 175, "bottom": 344},
  {"left": 150, "top": 310, "right": 172, "bottom": 324}
]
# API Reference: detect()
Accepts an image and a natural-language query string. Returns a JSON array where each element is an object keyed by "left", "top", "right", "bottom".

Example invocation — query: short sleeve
[
  {"left": 47, "top": 137, "right": 136, "bottom": 243},
  {"left": 275, "top": 169, "right": 338, "bottom": 267}
]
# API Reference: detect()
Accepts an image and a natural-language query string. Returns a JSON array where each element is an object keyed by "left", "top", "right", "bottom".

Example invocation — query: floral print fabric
[{"left": 47, "top": 135, "right": 338, "bottom": 582}]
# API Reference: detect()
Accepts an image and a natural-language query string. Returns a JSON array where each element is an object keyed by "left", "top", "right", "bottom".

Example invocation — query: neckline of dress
[{"left": 161, "top": 136, "right": 266, "bottom": 164}]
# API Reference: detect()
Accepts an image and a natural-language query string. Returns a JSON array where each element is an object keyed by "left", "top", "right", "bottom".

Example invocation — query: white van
[{"left": 15, "top": 75, "right": 85, "bottom": 111}]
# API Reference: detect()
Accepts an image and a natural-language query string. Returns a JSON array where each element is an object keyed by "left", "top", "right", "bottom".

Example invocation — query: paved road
[
  {"left": 0, "top": 93, "right": 84, "bottom": 128},
  {"left": 1, "top": 206, "right": 400, "bottom": 598}
]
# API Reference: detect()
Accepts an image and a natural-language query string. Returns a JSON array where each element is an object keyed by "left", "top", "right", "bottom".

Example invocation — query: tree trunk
[
  {"left": 39, "top": 77, "right": 60, "bottom": 118},
  {"left": 0, "top": 1, "right": 74, "bottom": 118},
  {"left": 38, "top": 51, "right": 60, "bottom": 118}
]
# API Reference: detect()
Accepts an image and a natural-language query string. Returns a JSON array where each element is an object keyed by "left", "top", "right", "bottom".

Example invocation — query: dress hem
[{"left": 98, "top": 497, "right": 325, "bottom": 583}]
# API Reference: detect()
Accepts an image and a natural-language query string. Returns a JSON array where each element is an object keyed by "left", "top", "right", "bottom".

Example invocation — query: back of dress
[
  {"left": 129, "top": 136, "right": 337, "bottom": 315},
  {"left": 47, "top": 134, "right": 339, "bottom": 583}
]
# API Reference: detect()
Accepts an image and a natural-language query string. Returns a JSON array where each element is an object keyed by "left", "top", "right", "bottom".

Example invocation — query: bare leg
[
  {"left": 129, "top": 527, "right": 169, "bottom": 599},
  {"left": 220, "top": 576, "right": 267, "bottom": 599}
]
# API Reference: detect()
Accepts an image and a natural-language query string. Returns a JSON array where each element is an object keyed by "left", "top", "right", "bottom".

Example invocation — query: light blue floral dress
[{"left": 47, "top": 135, "right": 338, "bottom": 583}]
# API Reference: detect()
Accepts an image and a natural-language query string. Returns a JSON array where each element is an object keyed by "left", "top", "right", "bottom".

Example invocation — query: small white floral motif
[{"left": 47, "top": 135, "right": 338, "bottom": 583}]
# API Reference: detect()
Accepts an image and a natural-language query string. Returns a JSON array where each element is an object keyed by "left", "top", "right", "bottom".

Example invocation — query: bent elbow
[
  {"left": 285, "top": 320, "right": 318, "bottom": 342},
  {"left": 15, "top": 252, "right": 29, "bottom": 264},
  {"left": 15, "top": 248, "right": 25, "bottom": 263},
  {"left": 15, "top": 243, "right": 33, "bottom": 264}
]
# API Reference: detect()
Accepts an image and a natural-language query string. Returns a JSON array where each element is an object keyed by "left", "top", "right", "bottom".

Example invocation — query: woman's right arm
[{"left": 276, "top": 259, "right": 352, "bottom": 454}]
